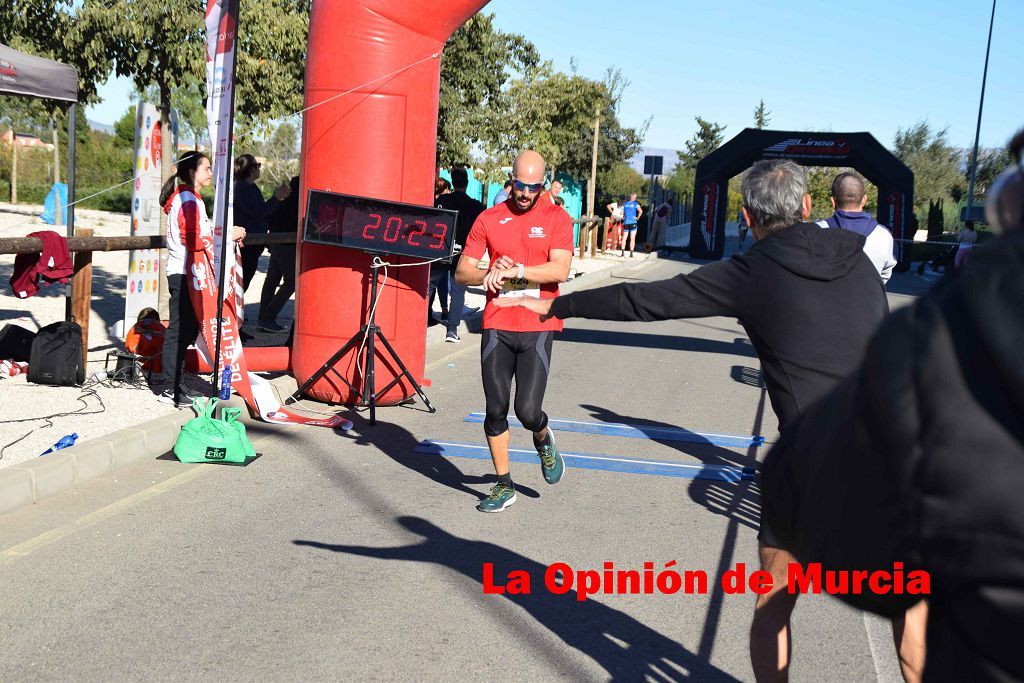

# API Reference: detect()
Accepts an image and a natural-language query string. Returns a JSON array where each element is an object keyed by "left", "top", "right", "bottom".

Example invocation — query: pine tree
[{"left": 754, "top": 100, "right": 771, "bottom": 129}]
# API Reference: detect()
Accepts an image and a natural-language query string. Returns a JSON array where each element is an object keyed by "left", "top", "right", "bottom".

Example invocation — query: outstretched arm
[{"left": 496, "top": 259, "right": 746, "bottom": 322}]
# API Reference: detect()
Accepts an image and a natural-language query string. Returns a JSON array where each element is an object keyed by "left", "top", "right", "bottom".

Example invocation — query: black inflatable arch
[{"left": 689, "top": 128, "right": 914, "bottom": 261}]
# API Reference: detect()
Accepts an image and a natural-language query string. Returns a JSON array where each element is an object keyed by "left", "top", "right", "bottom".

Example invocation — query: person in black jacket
[
  {"left": 233, "top": 154, "right": 291, "bottom": 297},
  {"left": 761, "top": 130, "right": 1024, "bottom": 682},
  {"left": 259, "top": 175, "right": 300, "bottom": 331},
  {"left": 496, "top": 159, "right": 916, "bottom": 680},
  {"left": 434, "top": 166, "right": 485, "bottom": 342}
]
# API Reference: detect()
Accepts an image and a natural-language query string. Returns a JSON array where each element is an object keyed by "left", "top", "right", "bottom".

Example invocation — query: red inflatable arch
[{"left": 293, "top": 0, "right": 489, "bottom": 405}]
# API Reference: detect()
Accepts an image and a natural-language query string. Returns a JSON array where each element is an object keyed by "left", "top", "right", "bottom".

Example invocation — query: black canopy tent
[
  {"left": 0, "top": 43, "right": 80, "bottom": 318},
  {"left": 689, "top": 128, "right": 915, "bottom": 264}
]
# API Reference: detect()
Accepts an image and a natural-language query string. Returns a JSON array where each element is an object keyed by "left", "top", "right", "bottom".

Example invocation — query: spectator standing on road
[
  {"left": 619, "top": 193, "right": 643, "bottom": 257},
  {"left": 428, "top": 176, "right": 454, "bottom": 324},
  {"left": 258, "top": 175, "right": 300, "bottom": 332},
  {"left": 434, "top": 166, "right": 485, "bottom": 343},
  {"left": 455, "top": 150, "right": 573, "bottom": 513},
  {"left": 157, "top": 151, "right": 245, "bottom": 407},
  {"left": 233, "top": 154, "right": 290, "bottom": 292},
  {"left": 647, "top": 198, "right": 672, "bottom": 254},
  {"left": 495, "top": 159, "right": 922, "bottom": 679},
  {"left": 737, "top": 206, "right": 749, "bottom": 250},
  {"left": 815, "top": 172, "right": 897, "bottom": 283},
  {"left": 607, "top": 198, "right": 625, "bottom": 252}
]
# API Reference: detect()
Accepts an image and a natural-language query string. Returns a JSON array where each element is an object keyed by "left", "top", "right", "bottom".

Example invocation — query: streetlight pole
[{"left": 965, "top": 0, "right": 997, "bottom": 221}]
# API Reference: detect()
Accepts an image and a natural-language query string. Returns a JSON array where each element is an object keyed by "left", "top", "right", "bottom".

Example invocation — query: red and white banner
[
  {"left": 204, "top": 0, "right": 241, "bottom": 314},
  {"left": 199, "top": 0, "right": 350, "bottom": 429}
]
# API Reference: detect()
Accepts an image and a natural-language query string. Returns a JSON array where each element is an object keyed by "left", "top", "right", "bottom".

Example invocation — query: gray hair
[{"left": 741, "top": 159, "right": 806, "bottom": 233}]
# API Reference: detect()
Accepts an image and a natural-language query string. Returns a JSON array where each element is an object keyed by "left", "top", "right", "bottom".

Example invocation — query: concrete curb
[
  {"left": 0, "top": 255, "right": 666, "bottom": 517},
  {"left": 0, "top": 393, "right": 250, "bottom": 517}
]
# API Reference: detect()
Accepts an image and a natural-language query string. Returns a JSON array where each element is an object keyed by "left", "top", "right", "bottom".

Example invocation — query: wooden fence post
[{"left": 70, "top": 228, "right": 93, "bottom": 370}]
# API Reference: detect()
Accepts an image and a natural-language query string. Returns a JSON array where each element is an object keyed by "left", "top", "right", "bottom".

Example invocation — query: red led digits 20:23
[{"left": 360, "top": 212, "right": 448, "bottom": 250}]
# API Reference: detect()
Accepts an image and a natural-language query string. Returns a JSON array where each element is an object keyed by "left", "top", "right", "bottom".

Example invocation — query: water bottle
[
  {"left": 219, "top": 365, "right": 233, "bottom": 400},
  {"left": 40, "top": 433, "right": 78, "bottom": 456}
]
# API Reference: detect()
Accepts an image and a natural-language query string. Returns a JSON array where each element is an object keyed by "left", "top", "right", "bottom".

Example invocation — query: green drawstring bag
[{"left": 173, "top": 397, "right": 255, "bottom": 464}]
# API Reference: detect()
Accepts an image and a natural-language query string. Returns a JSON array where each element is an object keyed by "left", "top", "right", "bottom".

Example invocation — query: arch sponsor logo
[{"left": 764, "top": 138, "right": 851, "bottom": 160}]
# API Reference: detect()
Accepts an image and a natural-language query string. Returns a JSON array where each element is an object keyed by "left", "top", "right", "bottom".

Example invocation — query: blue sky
[{"left": 86, "top": 0, "right": 1023, "bottom": 152}]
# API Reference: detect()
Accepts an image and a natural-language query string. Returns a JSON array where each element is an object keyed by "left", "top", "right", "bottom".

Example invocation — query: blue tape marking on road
[
  {"left": 414, "top": 441, "right": 755, "bottom": 483},
  {"left": 464, "top": 413, "right": 764, "bottom": 448}
]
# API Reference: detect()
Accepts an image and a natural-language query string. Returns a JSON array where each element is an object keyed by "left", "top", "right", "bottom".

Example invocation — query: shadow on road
[
  {"left": 558, "top": 327, "right": 758, "bottom": 357},
  {"left": 344, "top": 412, "right": 541, "bottom": 501},
  {"left": 578, "top": 396, "right": 768, "bottom": 663},
  {"left": 295, "top": 516, "right": 741, "bottom": 682}
]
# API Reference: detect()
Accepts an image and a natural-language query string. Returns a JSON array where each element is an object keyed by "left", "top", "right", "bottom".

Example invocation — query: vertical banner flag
[
  {"left": 123, "top": 101, "right": 177, "bottom": 335},
  {"left": 201, "top": 0, "right": 349, "bottom": 428}
]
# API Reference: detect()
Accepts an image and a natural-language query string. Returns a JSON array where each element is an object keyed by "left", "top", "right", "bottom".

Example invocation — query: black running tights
[{"left": 481, "top": 329, "right": 553, "bottom": 437}]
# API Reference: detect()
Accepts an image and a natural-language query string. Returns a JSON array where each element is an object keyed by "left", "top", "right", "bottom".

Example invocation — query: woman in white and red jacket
[{"left": 156, "top": 151, "right": 244, "bottom": 407}]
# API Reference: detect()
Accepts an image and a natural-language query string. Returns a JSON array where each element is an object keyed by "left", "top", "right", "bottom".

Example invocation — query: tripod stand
[{"left": 287, "top": 261, "right": 435, "bottom": 425}]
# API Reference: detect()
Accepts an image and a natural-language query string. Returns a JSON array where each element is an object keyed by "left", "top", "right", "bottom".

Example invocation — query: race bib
[{"left": 499, "top": 277, "right": 540, "bottom": 299}]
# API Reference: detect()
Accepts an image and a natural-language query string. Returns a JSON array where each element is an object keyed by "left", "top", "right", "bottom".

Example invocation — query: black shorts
[{"left": 480, "top": 329, "right": 553, "bottom": 437}]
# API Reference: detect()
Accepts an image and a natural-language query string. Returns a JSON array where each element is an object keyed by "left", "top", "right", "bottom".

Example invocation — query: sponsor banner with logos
[
  {"left": 881, "top": 191, "right": 907, "bottom": 262},
  {"left": 204, "top": 0, "right": 242, "bottom": 315},
  {"left": 689, "top": 179, "right": 725, "bottom": 259},
  {"left": 123, "top": 101, "right": 177, "bottom": 334},
  {"left": 199, "top": 0, "right": 346, "bottom": 427}
]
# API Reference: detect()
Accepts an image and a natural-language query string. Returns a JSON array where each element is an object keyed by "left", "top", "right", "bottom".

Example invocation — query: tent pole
[{"left": 65, "top": 102, "right": 77, "bottom": 322}]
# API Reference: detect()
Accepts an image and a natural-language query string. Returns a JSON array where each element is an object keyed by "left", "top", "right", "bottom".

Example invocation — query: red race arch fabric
[{"left": 293, "top": 0, "right": 489, "bottom": 405}]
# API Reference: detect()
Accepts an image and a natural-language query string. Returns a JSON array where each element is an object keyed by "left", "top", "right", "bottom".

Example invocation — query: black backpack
[
  {"left": 28, "top": 321, "right": 85, "bottom": 386},
  {"left": 0, "top": 323, "right": 36, "bottom": 362}
]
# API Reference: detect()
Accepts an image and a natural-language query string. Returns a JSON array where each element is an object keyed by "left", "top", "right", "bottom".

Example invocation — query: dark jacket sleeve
[
  {"left": 234, "top": 182, "right": 279, "bottom": 230},
  {"left": 549, "top": 258, "right": 747, "bottom": 321}
]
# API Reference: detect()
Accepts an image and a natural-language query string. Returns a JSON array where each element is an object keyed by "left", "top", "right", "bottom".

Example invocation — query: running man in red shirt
[{"left": 455, "top": 150, "right": 574, "bottom": 512}]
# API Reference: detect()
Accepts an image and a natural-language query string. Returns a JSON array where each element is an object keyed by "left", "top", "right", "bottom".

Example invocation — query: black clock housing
[{"left": 303, "top": 189, "right": 458, "bottom": 262}]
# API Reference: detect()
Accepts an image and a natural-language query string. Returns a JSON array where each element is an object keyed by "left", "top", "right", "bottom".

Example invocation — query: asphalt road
[{"left": 0, "top": 253, "right": 927, "bottom": 681}]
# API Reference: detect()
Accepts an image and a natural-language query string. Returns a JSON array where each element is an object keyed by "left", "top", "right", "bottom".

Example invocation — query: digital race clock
[{"left": 303, "top": 189, "right": 458, "bottom": 262}]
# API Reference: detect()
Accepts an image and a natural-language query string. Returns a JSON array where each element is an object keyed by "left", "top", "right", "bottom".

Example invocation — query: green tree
[
  {"left": 483, "top": 65, "right": 644, "bottom": 181},
  {"left": 666, "top": 117, "right": 726, "bottom": 196},
  {"left": 598, "top": 161, "right": 646, "bottom": 200},
  {"left": 113, "top": 106, "right": 138, "bottom": 148},
  {"left": 966, "top": 145, "right": 1013, "bottom": 196},
  {"left": 893, "top": 121, "right": 964, "bottom": 220},
  {"left": 259, "top": 121, "right": 300, "bottom": 186},
  {"left": 754, "top": 99, "right": 771, "bottom": 129},
  {"left": 438, "top": 12, "right": 538, "bottom": 166}
]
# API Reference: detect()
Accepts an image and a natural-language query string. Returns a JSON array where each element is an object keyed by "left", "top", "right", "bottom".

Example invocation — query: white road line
[
  {"left": 423, "top": 441, "right": 737, "bottom": 471},
  {"left": 467, "top": 413, "right": 761, "bottom": 442}
]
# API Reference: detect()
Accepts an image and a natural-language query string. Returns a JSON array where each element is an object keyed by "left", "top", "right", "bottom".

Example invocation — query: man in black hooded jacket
[
  {"left": 761, "top": 130, "right": 1024, "bottom": 682},
  {"left": 495, "top": 159, "right": 921, "bottom": 680}
]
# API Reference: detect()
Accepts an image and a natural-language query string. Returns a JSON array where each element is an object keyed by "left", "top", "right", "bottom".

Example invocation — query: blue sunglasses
[{"left": 512, "top": 177, "right": 545, "bottom": 193}]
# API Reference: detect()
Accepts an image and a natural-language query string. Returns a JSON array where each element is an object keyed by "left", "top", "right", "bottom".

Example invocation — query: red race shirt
[{"left": 462, "top": 198, "right": 574, "bottom": 332}]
